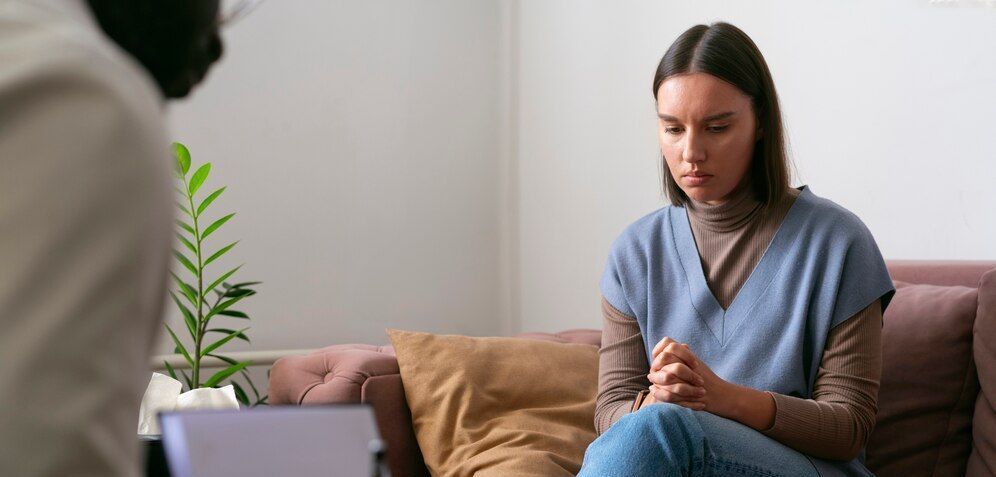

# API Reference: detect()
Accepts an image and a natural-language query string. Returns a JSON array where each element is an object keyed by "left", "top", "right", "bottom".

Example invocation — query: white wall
[
  {"left": 164, "top": 0, "right": 509, "bottom": 359},
  {"left": 514, "top": 0, "right": 996, "bottom": 333},
  {"left": 163, "top": 0, "right": 996, "bottom": 359}
]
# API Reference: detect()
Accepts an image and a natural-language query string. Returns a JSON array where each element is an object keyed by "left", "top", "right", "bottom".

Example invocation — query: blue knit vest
[{"left": 600, "top": 185, "right": 895, "bottom": 477}]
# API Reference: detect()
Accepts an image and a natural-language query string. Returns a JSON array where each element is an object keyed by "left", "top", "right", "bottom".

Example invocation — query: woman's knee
[
  {"left": 628, "top": 402, "right": 702, "bottom": 436},
  {"left": 580, "top": 403, "right": 706, "bottom": 475}
]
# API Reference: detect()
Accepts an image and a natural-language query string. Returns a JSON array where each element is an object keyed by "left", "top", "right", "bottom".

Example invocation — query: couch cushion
[
  {"left": 387, "top": 328, "right": 598, "bottom": 477},
  {"left": 968, "top": 269, "right": 996, "bottom": 477},
  {"left": 866, "top": 280, "right": 980, "bottom": 477}
]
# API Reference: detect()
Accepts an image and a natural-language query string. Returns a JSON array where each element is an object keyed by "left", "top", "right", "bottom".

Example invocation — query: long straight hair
[{"left": 653, "top": 22, "right": 791, "bottom": 209}]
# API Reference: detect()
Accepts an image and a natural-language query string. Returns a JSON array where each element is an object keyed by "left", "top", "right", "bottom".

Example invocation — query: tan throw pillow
[{"left": 386, "top": 329, "right": 598, "bottom": 477}]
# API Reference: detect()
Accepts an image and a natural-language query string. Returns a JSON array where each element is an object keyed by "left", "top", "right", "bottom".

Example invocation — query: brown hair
[{"left": 653, "top": 22, "right": 791, "bottom": 209}]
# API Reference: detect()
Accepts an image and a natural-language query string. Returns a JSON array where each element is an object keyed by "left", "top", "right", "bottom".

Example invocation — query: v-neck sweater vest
[{"left": 595, "top": 184, "right": 894, "bottom": 476}]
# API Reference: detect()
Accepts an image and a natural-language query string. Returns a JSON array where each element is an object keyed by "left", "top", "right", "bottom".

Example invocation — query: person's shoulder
[
  {"left": 0, "top": 1, "right": 163, "bottom": 124},
  {"left": 608, "top": 205, "right": 673, "bottom": 258},
  {"left": 798, "top": 186, "right": 875, "bottom": 242}
]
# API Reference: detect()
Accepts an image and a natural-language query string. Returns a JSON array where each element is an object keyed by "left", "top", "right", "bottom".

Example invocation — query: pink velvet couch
[{"left": 269, "top": 260, "right": 996, "bottom": 477}]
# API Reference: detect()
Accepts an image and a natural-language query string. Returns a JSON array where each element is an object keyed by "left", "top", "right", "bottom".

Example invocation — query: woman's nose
[{"left": 682, "top": 130, "right": 706, "bottom": 163}]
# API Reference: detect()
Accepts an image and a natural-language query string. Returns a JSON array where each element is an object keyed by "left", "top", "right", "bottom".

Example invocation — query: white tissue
[
  {"left": 176, "top": 385, "right": 240, "bottom": 411},
  {"left": 138, "top": 373, "right": 182, "bottom": 435},
  {"left": 137, "top": 372, "right": 241, "bottom": 436}
]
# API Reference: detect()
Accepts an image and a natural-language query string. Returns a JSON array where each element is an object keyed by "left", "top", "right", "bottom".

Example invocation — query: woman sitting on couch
[{"left": 578, "top": 22, "right": 895, "bottom": 477}]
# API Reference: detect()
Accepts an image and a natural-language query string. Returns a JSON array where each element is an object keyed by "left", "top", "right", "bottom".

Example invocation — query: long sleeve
[
  {"left": 759, "top": 300, "right": 883, "bottom": 461},
  {"left": 594, "top": 296, "right": 651, "bottom": 435}
]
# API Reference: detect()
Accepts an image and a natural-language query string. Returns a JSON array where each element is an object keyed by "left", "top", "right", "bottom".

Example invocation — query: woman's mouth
[{"left": 682, "top": 173, "right": 713, "bottom": 186}]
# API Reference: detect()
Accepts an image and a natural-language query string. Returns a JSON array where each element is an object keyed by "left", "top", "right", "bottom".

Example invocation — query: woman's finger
[
  {"left": 655, "top": 362, "right": 704, "bottom": 386},
  {"left": 649, "top": 383, "right": 706, "bottom": 402},
  {"left": 647, "top": 368, "right": 688, "bottom": 386},
  {"left": 650, "top": 342, "right": 698, "bottom": 372},
  {"left": 651, "top": 336, "right": 677, "bottom": 358},
  {"left": 662, "top": 382, "right": 706, "bottom": 399}
]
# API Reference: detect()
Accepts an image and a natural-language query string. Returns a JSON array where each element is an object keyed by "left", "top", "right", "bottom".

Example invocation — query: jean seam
[{"left": 707, "top": 456, "right": 791, "bottom": 477}]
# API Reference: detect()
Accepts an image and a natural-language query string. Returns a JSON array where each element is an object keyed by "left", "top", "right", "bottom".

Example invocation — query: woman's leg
[{"left": 577, "top": 402, "right": 820, "bottom": 477}]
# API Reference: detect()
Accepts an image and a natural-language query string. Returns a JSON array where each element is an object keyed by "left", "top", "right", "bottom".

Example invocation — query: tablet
[{"left": 159, "top": 404, "right": 386, "bottom": 477}]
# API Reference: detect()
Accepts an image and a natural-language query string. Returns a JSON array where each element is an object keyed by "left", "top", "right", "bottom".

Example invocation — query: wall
[{"left": 164, "top": 0, "right": 509, "bottom": 360}]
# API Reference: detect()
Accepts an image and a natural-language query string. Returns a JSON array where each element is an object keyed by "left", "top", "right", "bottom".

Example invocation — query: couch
[{"left": 269, "top": 260, "right": 996, "bottom": 477}]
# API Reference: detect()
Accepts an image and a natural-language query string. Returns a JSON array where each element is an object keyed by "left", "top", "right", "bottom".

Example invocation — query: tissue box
[{"left": 138, "top": 373, "right": 240, "bottom": 436}]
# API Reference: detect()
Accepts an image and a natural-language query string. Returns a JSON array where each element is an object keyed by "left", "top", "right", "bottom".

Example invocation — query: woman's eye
[
  {"left": 707, "top": 125, "right": 729, "bottom": 133},
  {"left": 663, "top": 127, "right": 682, "bottom": 135}
]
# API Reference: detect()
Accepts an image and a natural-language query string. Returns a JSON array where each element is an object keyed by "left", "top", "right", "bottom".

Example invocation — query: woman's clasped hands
[{"left": 642, "top": 337, "right": 730, "bottom": 413}]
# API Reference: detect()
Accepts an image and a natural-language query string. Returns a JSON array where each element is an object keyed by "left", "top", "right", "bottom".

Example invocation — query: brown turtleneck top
[{"left": 594, "top": 183, "right": 883, "bottom": 462}]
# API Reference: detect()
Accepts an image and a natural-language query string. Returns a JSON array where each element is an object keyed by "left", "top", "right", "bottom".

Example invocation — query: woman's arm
[
  {"left": 757, "top": 299, "right": 883, "bottom": 461},
  {"left": 594, "top": 296, "right": 651, "bottom": 435}
]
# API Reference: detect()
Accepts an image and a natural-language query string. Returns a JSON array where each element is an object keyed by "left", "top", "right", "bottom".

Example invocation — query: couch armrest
[{"left": 268, "top": 344, "right": 430, "bottom": 477}]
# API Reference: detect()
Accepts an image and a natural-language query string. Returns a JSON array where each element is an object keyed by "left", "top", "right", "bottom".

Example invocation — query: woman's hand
[
  {"left": 642, "top": 337, "right": 777, "bottom": 430},
  {"left": 644, "top": 337, "right": 732, "bottom": 414}
]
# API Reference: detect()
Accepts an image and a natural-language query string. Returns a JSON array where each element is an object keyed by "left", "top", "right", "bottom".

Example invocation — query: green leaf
[
  {"left": 220, "top": 288, "right": 255, "bottom": 299},
  {"left": 180, "top": 370, "right": 193, "bottom": 390},
  {"left": 164, "top": 324, "right": 194, "bottom": 367},
  {"left": 204, "top": 266, "right": 242, "bottom": 297},
  {"left": 232, "top": 381, "right": 250, "bottom": 406},
  {"left": 176, "top": 219, "right": 195, "bottom": 236},
  {"left": 173, "top": 143, "right": 191, "bottom": 176},
  {"left": 218, "top": 310, "right": 250, "bottom": 319},
  {"left": 197, "top": 187, "right": 226, "bottom": 217},
  {"left": 170, "top": 271, "right": 198, "bottom": 306},
  {"left": 207, "top": 328, "right": 250, "bottom": 343},
  {"left": 208, "top": 353, "right": 238, "bottom": 365},
  {"left": 176, "top": 202, "right": 193, "bottom": 217},
  {"left": 200, "top": 327, "right": 249, "bottom": 357},
  {"left": 239, "top": 369, "right": 263, "bottom": 402},
  {"left": 204, "top": 295, "right": 248, "bottom": 322},
  {"left": 209, "top": 354, "right": 266, "bottom": 405},
  {"left": 201, "top": 213, "right": 235, "bottom": 241},
  {"left": 163, "top": 360, "right": 178, "bottom": 381},
  {"left": 203, "top": 241, "right": 238, "bottom": 267},
  {"left": 188, "top": 163, "right": 211, "bottom": 197},
  {"left": 172, "top": 250, "right": 198, "bottom": 276},
  {"left": 225, "top": 281, "right": 262, "bottom": 290},
  {"left": 169, "top": 291, "right": 198, "bottom": 337},
  {"left": 181, "top": 290, "right": 198, "bottom": 308},
  {"left": 204, "top": 361, "right": 250, "bottom": 388},
  {"left": 247, "top": 381, "right": 263, "bottom": 404},
  {"left": 175, "top": 233, "right": 197, "bottom": 255}
]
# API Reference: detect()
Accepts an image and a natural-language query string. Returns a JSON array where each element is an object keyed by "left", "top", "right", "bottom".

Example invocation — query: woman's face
[{"left": 656, "top": 73, "right": 760, "bottom": 205}]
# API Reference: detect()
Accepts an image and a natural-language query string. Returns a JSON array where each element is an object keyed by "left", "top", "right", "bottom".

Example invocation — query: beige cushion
[{"left": 386, "top": 329, "right": 598, "bottom": 477}]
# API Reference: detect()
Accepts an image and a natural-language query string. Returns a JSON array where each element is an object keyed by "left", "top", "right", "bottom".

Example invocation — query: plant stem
[{"left": 187, "top": 184, "right": 205, "bottom": 388}]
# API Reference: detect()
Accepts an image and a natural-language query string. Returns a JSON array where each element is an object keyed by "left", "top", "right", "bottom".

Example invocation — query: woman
[{"left": 577, "top": 22, "right": 895, "bottom": 477}]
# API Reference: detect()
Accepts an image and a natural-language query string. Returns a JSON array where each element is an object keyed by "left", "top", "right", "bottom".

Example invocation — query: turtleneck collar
[{"left": 684, "top": 179, "right": 764, "bottom": 233}]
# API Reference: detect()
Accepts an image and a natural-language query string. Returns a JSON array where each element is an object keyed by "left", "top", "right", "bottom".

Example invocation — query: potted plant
[{"left": 162, "top": 142, "right": 266, "bottom": 407}]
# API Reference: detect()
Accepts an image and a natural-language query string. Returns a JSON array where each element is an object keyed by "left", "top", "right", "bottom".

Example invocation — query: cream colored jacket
[{"left": 0, "top": 1, "right": 172, "bottom": 475}]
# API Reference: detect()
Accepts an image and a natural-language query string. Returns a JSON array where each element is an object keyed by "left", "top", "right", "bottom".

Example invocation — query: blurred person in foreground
[{"left": 0, "top": 0, "right": 223, "bottom": 474}]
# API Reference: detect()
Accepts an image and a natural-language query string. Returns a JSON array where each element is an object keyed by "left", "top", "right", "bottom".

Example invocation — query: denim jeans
[{"left": 576, "top": 402, "right": 821, "bottom": 477}]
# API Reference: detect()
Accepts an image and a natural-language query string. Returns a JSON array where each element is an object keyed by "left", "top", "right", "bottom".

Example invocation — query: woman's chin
[{"left": 682, "top": 188, "right": 719, "bottom": 203}]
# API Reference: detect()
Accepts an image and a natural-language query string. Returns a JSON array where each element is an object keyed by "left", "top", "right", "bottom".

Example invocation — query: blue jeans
[{"left": 577, "top": 402, "right": 820, "bottom": 477}]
